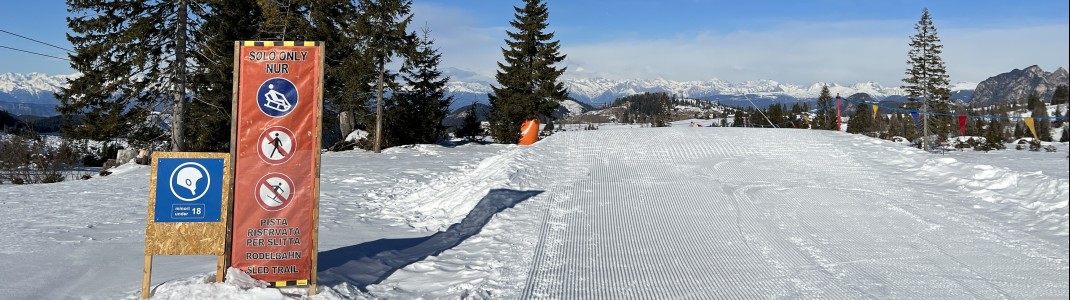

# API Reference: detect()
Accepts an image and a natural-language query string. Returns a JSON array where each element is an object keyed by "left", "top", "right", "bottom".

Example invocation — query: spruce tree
[
  {"left": 488, "top": 0, "right": 568, "bottom": 144},
  {"left": 814, "top": 86, "right": 836, "bottom": 130},
  {"left": 902, "top": 8, "right": 952, "bottom": 148},
  {"left": 356, "top": 0, "right": 415, "bottom": 152},
  {"left": 61, "top": 0, "right": 203, "bottom": 150},
  {"left": 1063, "top": 108, "right": 1070, "bottom": 142},
  {"left": 1051, "top": 85, "right": 1069, "bottom": 105},
  {"left": 184, "top": 1, "right": 263, "bottom": 152},
  {"left": 986, "top": 119, "right": 1007, "bottom": 150},
  {"left": 384, "top": 27, "right": 452, "bottom": 147},
  {"left": 846, "top": 103, "right": 872, "bottom": 134},
  {"left": 456, "top": 103, "right": 483, "bottom": 142},
  {"left": 1013, "top": 121, "right": 1025, "bottom": 139}
]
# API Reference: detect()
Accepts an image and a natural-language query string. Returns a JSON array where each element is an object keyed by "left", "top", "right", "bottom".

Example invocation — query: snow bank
[
  {"left": 855, "top": 135, "right": 1069, "bottom": 239},
  {"left": 376, "top": 144, "right": 528, "bottom": 231}
]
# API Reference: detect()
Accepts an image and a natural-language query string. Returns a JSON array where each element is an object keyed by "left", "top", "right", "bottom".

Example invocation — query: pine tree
[
  {"left": 456, "top": 103, "right": 483, "bottom": 142},
  {"left": 184, "top": 1, "right": 263, "bottom": 152},
  {"left": 356, "top": 0, "right": 415, "bottom": 152},
  {"left": 384, "top": 27, "right": 452, "bottom": 147},
  {"left": 1051, "top": 84, "right": 1069, "bottom": 105},
  {"left": 61, "top": 0, "right": 203, "bottom": 150},
  {"left": 902, "top": 8, "right": 952, "bottom": 149},
  {"left": 61, "top": 1, "right": 367, "bottom": 152},
  {"left": 732, "top": 110, "right": 744, "bottom": 127},
  {"left": 814, "top": 86, "right": 836, "bottom": 130},
  {"left": 1013, "top": 121, "right": 1025, "bottom": 139},
  {"left": 985, "top": 119, "right": 1007, "bottom": 150},
  {"left": 1063, "top": 108, "right": 1070, "bottom": 142},
  {"left": 488, "top": 0, "right": 568, "bottom": 144},
  {"left": 846, "top": 103, "right": 872, "bottom": 134}
]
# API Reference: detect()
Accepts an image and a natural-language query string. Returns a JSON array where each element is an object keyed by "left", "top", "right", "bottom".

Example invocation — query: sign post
[
  {"left": 142, "top": 152, "right": 232, "bottom": 299},
  {"left": 230, "top": 41, "right": 323, "bottom": 296}
]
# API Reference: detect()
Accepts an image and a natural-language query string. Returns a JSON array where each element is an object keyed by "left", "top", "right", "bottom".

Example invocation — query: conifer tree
[
  {"left": 384, "top": 27, "right": 452, "bottom": 147},
  {"left": 846, "top": 103, "right": 872, "bottom": 134},
  {"left": 1013, "top": 121, "right": 1025, "bottom": 139},
  {"left": 488, "top": 0, "right": 568, "bottom": 143},
  {"left": 456, "top": 103, "right": 483, "bottom": 142},
  {"left": 1051, "top": 85, "right": 1069, "bottom": 105},
  {"left": 732, "top": 110, "right": 744, "bottom": 127},
  {"left": 356, "top": 0, "right": 415, "bottom": 152},
  {"left": 184, "top": 1, "right": 263, "bottom": 152},
  {"left": 814, "top": 86, "right": 836, "bottom": 130},
  {"left": 984, "top": 119, "right": 1007, "bottom": 150},
  {"left": 61, "top": 0, "right": 203, "bottom": 150},
  {"left": 902, "top": 8, "right": 952, "bottom": 148}
]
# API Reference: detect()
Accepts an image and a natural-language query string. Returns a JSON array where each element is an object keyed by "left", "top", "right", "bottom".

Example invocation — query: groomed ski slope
[
  {"left": 1, "top": 126, "right": 1066, "bottom": 299},
  {"left": 369, "top": 127, "right": 1069, "bottom": 299}
]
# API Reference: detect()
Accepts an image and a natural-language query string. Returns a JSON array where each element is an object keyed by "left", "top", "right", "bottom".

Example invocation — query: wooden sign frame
[{"left": 142, "top": 152, "right": 233, "bottom": 299}]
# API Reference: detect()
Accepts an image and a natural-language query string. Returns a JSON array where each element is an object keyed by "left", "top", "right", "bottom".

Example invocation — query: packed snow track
[{"left": 372, "top": 127, "right": 1067, "bottom": 299}]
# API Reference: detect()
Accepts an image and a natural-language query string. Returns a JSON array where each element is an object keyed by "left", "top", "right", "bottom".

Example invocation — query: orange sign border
[{"left": 229, "top": 41, "right": 323, "bottom": 295}]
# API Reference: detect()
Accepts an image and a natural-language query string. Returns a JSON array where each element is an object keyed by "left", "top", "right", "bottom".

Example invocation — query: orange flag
[
  {"left": 1023, "top": 117, "right": 1039, "bottom": 140},
  {"left": 519, "top": 118, "right": 540, "bottom": 145},
  {"left": 871, "top": 105, "right": 879, "bottom": 121}
]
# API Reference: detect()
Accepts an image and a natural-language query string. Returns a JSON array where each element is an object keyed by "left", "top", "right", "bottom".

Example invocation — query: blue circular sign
[
  {"left": 256, "top": 77, "right": 299, "bottom": 117},
  {"left": 169, "top": 162, "right": 211, "bottom": 201}
]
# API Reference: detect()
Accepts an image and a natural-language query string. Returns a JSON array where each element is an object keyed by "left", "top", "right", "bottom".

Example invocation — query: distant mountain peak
[
  {"left": 443, "top": 76, "right": 978, "bottom": 106},
  {"left": 971, "top": 65, "right": 1069, "bottom": 106}
]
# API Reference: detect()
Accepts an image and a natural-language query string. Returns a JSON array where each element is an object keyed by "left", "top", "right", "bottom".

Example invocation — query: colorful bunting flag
[
  {"left": 910, "top": 111, "right": 921, "bottom": 130},
  {"left": 1023, "top": 117, "right": 1039, "bottom": 140},
  {"left": 958, "top": 115, "right": 967, "bottom": 136}
]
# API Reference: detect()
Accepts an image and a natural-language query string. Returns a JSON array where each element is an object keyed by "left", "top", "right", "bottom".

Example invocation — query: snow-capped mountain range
[
  {"left": 1, "top": 71, "right": 978, "bottom": 116},
  {"left": 0, "top": 72, "right": 75, "bottom": 116},
  {"left": 444, "top": 74, "right": 977, "bottom": 107}
]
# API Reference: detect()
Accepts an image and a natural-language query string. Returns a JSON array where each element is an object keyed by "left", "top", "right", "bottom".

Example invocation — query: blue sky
[{"left": 2, "top": 0, "right": 1067, "bottom": 86}]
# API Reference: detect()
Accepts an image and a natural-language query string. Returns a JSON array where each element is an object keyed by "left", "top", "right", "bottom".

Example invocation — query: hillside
[{"left": 1, "top": 127, "right": 1065, "bottom": 299}]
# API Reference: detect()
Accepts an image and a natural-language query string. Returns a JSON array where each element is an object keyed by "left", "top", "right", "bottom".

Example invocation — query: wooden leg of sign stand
[
  {"left": 141, "top": 255, "right": 153, "bottom": 299},
  {"left": 216, "top": 256, "right": 226, "bottom": 283}
]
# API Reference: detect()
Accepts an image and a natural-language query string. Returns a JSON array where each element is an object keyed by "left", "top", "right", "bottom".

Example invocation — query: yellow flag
[
  {"left": 1023, "top": 117, "right": 1039, "bottom": 140},
  {"left": 871, "top": 105, "right": 878, "bottom": 121}
]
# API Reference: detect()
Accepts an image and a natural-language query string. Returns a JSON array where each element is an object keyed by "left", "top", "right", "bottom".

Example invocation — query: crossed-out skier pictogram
[{"left": 255, "top": 173, "right": 295, "bottom": 211}]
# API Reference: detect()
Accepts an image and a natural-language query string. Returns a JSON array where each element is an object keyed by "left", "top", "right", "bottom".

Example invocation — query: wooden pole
[
  {"left": 141, "top": 255, "right": 153, "bottom": 299},
  {"left": 308, "top": 42, "right": 326, "bottom": 297},
  {"left": 215, "top": 256, "right": 226, "bottom": 282}
]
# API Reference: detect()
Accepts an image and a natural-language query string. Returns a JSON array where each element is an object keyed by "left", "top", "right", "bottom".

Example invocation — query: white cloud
[{"left": 415, "top": 4, "right": 1069, "bottom": 86}]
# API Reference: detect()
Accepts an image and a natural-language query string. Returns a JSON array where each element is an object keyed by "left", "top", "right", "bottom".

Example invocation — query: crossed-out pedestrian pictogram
[{"left": 258, "top": 126, "right": 296, "bottom": 165}]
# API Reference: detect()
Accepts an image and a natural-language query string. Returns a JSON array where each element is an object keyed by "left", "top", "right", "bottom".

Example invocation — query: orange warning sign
[{"left": 230, "top": 41, "right": 322, "bottom": 286}]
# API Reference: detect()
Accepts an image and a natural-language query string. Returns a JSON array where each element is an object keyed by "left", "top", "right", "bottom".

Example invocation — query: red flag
[{"left": 958, "top": 115, "right": 967, "bottom": 136}]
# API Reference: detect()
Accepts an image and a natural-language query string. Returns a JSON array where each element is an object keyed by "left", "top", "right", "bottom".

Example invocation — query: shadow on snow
[{"left": 316, "top": 188, "right": 543, "bottom": 291}]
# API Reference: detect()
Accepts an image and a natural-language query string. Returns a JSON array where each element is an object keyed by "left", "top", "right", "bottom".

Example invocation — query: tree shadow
[{"left": 316, "top": 189, "right": 543, "bottom": 291}]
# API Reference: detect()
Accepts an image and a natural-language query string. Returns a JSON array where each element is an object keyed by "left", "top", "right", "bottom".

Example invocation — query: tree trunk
[
  {"left": 171, "top": 0, "right": 188, "bottom": 151},
  {"left": 374, "top": 58, "right": 384, "bottom": 153}
]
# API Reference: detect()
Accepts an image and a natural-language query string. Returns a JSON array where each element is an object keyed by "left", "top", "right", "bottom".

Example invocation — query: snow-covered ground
[{"left": 1, "top": 127, "right": 1067, "bottom": 299}]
